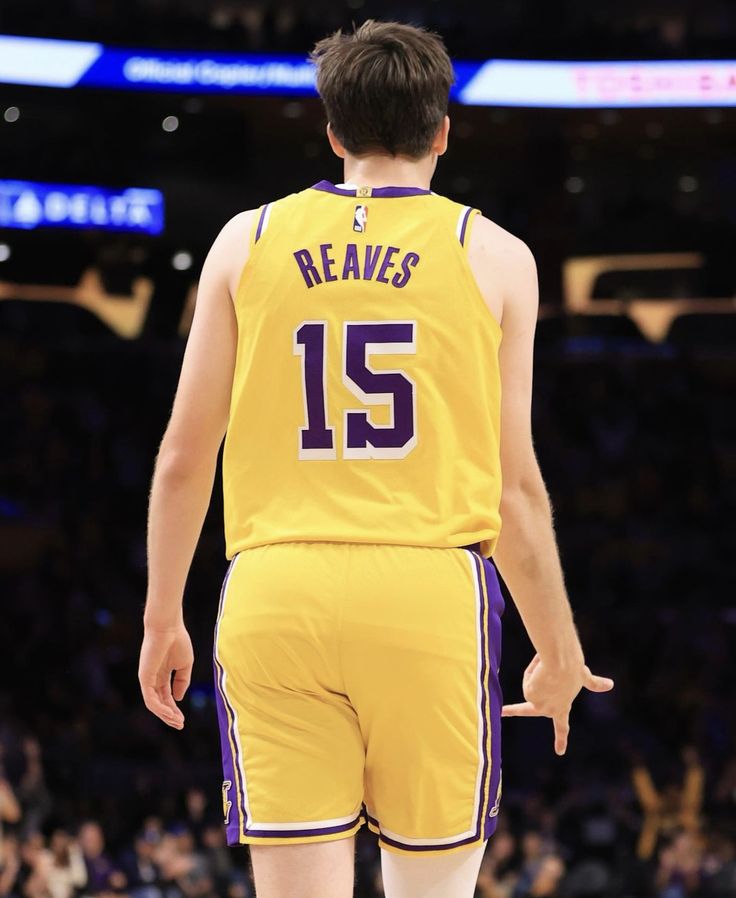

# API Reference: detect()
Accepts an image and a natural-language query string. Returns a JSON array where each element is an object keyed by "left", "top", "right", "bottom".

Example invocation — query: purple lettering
[
  {"left": 293, "top": 249, "right": 322, "bottom": 288},
  {"left": 376, "top": 246, "right": 400, "bottom": 284},
  {"left": 342, "top": 243, "right": 361, "bottom": 280},
  {"left": 344, "top": 322, "right": 416, "bottom": 458},
  {"left": 363, "top": 245, "right": 383, "bottom": 280},
  {"left": 294, "top": 322, "right": 335, "bottom": 456},
  {"left": 392, "top": 252, "right": 420, "bottom": 288},
  {"left": 320, "top": 243, "right": 338, "bottom": 282}
]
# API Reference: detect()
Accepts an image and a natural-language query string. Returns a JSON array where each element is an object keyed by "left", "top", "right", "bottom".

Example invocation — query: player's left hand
[
  {"left": 501, "top": 653, "right": 614, "bottom": 755},
  {"left": 138, "top": 623, "right": 194, "bottom": 730}
]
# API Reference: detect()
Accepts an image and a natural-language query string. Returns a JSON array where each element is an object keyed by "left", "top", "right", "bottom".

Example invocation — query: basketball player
[{"left": 139, "top": 20, "right": 613, "bottom": 898}]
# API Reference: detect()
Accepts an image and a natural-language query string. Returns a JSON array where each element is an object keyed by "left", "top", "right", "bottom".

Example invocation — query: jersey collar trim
[{"left": 311, "top": 180, "right": 432, "bottom": 198}]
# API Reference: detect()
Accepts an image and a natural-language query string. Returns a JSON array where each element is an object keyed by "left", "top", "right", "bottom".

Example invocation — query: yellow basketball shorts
[{"left": 213, "top": 542, "right": 504, "bottom": 856}]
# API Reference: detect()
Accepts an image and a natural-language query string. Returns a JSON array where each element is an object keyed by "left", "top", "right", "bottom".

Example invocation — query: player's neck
[{"left": 342, "top": 153, "right": 435, "bottom": 190}]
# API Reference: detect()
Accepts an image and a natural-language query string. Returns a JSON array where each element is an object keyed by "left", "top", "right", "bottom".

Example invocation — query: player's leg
[
  {"left": 250, "top": 837, "right": 355, "bottom": 898},
  {"left": 380, "top": 840, "right": 487, "bottom": 898}
]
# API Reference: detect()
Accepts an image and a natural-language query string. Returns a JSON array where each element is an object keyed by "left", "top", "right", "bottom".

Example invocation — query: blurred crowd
[
  {"left": 0, "top": 751, "right": 253, "bottom": 898},
  {"left": 3, "top": 735, "right": 736, "bottom": 898},
  {"left": 1, "top": 321, "right": 735, "bottom": 896},
  {"left": 3, "top": 728, "right": 736, "bottom": 898},
  {"left": 1, "top": 2, "right": 735, "bottom": 896},
  {"left": 1, "top": 0, "right": 734, "bottom": 60}
]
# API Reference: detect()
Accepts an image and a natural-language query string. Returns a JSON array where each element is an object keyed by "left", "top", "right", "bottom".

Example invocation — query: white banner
[
  {"left": 0, "top": 35, "right": 102, "bottom": 88},
  {"left": 460, "top": 59, "right": 736, "bottom": 107}
]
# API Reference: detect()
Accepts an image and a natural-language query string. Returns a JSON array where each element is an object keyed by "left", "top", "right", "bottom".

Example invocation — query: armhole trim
[
  {"left": 233, "top": 207, "right": 268, "bottom": 306},
  {"left": 457, "top": 205, "right": 479, "bottom": 248},
  {"left": 253, "top": 202, "right": 273, "bottom": 244},
  {"left": 454, "top": 206, "right": 503, "bottom": 340}
]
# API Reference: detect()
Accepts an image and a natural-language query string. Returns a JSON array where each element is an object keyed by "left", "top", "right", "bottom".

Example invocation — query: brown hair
[{"left": 310, "top": 20, "right": 454, "bottom": 159}]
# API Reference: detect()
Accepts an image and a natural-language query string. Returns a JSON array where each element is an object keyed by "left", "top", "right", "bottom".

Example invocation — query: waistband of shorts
[{"left": 228, "top": 540, "right": 489, "bottom": 560}]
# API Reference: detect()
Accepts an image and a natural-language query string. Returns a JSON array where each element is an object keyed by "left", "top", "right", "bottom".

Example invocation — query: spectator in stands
[
  {"left": 0, "top": 751, "right": 22, "bottom": 850},
  {"left": 183, "top": 789, "right": 209, "bottom": 845},
  {"left": 655, "top": 830, "right": 704, "bottom": 898},
  {"left": 78, "top": 820, "right": 127, "bottom": 894},
  {"left": 199, "top": 825, "right": 236, "bottom": 897},
  {"left": 15, "top": 740, "right": 50, "bottom": 839},
  {"left": 17, "top": 832, "right": 48, "bottom": 898},
  {"left": 700, "top": 829, "right": 736, "bottom": 896},
  {"left": 44, "top": 830, "right": 88, "bottom": 898},
  {"left": 632, "top": 748, "right": 705, "bottom": 861},
  {"left": 120, "top": 827, "right": 163, "bottom": 898},
  {"left": 511, "top": 833, "right": 566, "bottom": 898},
  {"left": 168, "top": 826, "right": 212, "bottom": 898},
  {"left": 475, "top": 829, "right": 518, "bottom": 897},
  {"left": 0, "top": 834, "right": 21, "bottom": 898},
  {"left": 714, "top": 756, "right": 736, "bottom": 815}
]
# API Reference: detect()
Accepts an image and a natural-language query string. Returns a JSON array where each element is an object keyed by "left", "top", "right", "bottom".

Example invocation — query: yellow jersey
[{"left": 222, "top": 180, "right": 503, "bottom": 559}]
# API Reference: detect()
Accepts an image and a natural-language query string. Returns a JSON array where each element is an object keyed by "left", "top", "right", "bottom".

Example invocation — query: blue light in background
[
  {"left": 94, "top": 608, "right": 113, "bottom": 627},
  {"left": 0, "top": 179, "right": 165, "bottom": 234},
  {"left": 1, "top": 35, "right": 735, "bottom": 106}
]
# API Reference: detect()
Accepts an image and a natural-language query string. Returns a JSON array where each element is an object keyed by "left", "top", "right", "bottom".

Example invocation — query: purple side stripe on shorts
[
  {"left": 480, "top": 556, "right": 505, "bottom": 838},
  {"left": 458, "top": 206, "right": 473, "bottom": 246},
  {"left": 241, "top": 811, "right": 364, "bottom": 841},
  {"left": 471, "top": 551, "right": 492, "bottom": 840},
  {"left": 364, "top": 552, "right": 501, "bottom": 853},
  {"left": 254, "top": 203, "right": 270, "bottom": 242},
  {"left": 213, "top": 555, "right": 247, "bottom": 843}
]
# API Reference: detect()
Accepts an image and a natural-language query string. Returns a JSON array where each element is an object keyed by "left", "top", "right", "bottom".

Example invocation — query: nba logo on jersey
[{"left": 353, "top": 204, "right": 368, "bottom": 233}]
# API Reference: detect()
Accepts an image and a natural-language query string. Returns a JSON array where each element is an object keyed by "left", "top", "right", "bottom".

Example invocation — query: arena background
[{"left": 1, "top": 2, "right": 735, "bottom": 896}]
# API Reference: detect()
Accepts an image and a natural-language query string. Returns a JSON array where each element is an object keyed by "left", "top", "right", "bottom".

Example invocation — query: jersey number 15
[{"left": 293, "top": 320, "right": 417, "bottom": 460}]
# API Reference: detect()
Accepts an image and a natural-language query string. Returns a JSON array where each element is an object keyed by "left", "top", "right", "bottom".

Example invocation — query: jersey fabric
[
  {"left": 221, "top": 180, "right": 503, "bottom": 560},
  {"left": 214, "top": 180, "right": 506, "bottom": 856},
  {"left": 214, "top": 541, "right": 504, "bottom": 855}
]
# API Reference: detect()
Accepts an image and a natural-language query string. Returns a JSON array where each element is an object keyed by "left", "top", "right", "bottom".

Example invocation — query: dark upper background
[
  {"left": 0, "top": 3, "right": 735, "bottom": 898},
  {"left": 1, "top": 0, "right": 735, "bottom": 308},
  {"left": 2, "top": 0, "right": 736, "bottom": 57}
]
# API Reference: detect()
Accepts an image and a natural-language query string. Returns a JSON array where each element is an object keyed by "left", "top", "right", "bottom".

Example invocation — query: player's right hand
[
  {"left": 501, "top": 653, "right": 614, "bottom": 756},
  {"left": 138, "top": 623, "right": 194, "bottom": 730}
]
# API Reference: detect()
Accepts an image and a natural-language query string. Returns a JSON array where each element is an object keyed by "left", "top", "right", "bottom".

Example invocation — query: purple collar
[{"left": 311, "top": 179, "right": 432, "bottom": 198}]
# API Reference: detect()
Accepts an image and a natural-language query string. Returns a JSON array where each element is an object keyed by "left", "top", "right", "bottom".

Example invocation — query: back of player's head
[{"left": 310, "top": 20, "right": 454, "bottom": 160}]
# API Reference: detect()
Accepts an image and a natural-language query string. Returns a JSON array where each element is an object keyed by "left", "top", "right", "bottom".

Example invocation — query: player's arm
[
  {"left": 468, "top": 217, "right": 613, "bottom": 755},
  {"left": 139, "top": 209, "right": 257, "bottom": 729}
]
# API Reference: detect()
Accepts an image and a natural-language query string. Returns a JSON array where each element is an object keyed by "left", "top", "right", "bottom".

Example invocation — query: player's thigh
[{"left": 250, "top": 836, "right": 355, "bottom": 898}]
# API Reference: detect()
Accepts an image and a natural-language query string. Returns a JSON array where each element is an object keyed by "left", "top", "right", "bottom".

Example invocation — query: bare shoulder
[
  {"left": 468, "top": 214, "right": 536, "bottom": 274},
  {"left": 204, "top": 209, "right": 260, "bottom": 299},
  {"left": 467, "top": 214, "right": 538, "bottom": 327},
  {"left": 217, "top": 208, "right": 260, "bottom": 244}
]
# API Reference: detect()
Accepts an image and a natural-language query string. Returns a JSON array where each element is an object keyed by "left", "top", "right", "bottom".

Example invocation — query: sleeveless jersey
[{"left": 221, "top": 180, "right": 503, "bottom": 559}]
